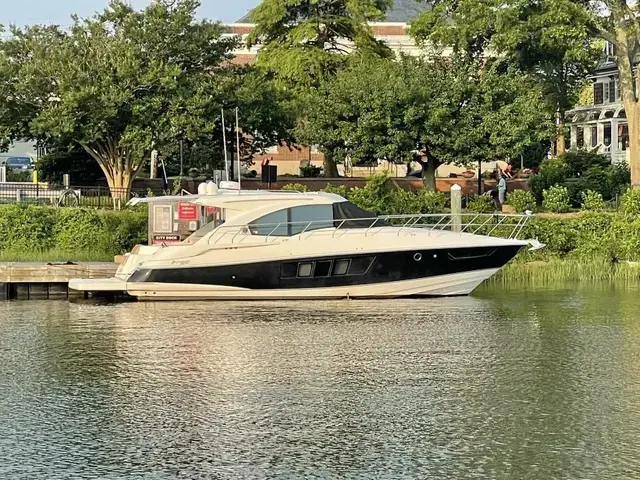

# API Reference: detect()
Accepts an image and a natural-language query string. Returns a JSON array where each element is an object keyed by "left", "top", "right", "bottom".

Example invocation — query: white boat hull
[{"left": 123, "top": 268, "right": 500, "bottom": 300}]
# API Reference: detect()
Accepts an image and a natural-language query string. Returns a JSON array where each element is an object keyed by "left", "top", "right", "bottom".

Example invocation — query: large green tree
[
  {"left": 298, "top": 54, "right": 553, "bottom": 190},
  {"left": 0, "top": 0, "right": 293, "bottom": 194},
  {"left": 411, "top": 0, "right": 640, "bottom": 184},
  {"left": 247, "top": 0, "right": 393, "bottom": 177}
]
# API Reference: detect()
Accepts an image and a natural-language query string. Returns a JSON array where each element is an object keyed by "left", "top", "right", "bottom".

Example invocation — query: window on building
[
  {"left": 577, "top": 127, "right": 584, "bottom": 148},
  {"left": 594, "top": 83, "right": 604, "bottom": 105},
  {"left": 566, "top": 127, "right": 571, "bottom": 149},
  {"left": 591, "top": 126, "right": 598, "bottom": 147},
  {"left": 604, "top": 123, "right": 612, "bottom": 146},
  {"left": 605, "top": 42, "right": 617, "bottom": 58},
  {"left": 619, "top": 124, "right": 629, "bottom": 151},
  {"left": 609, "top": 81, "right": 616, "bottom": 104}
]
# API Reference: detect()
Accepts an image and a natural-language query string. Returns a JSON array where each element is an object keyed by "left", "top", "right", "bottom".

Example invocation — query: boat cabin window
[
  {"left": 333, "top": 259, "right": 350, "bottom": 276},
  {"left": 250, "top": 209, "right": 289, "bottom": 236},
  {"left": 280, "top": 256, "right": 375, "bottom": 279},
  {"left": 249, "top": 205, "right": 333, "bottom": 236},
  {"left": 297, "top": 263, "right": 314, "bottom": 277}
]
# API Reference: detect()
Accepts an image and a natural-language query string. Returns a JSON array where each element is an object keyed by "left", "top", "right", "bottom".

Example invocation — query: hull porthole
[{"left": 413, "top": 253, "right": 423, "bottom": 262}]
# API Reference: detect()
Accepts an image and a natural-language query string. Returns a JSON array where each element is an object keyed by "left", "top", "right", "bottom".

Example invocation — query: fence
[{"left": 0, "top": 184, "right": 156, "bottom": 209}]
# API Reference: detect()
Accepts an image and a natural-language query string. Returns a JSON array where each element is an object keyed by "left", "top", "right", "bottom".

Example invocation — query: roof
[
  {"left": 235, "top": 0, "right": 431, "bottom": 24},
  {"left": 129, "top": 190, "right": 346, "bottom": 209},
  {"left": 192, "top": 190, "right": 346, "bottom": 211}
]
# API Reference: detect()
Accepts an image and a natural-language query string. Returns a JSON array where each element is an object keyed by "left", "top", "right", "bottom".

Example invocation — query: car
[{"left": 6, "top": 157, "right": 33, "bottom": 170}]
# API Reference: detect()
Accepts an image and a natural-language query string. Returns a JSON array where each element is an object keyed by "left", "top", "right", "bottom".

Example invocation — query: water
[{"left": 1, "top": 285, "right": 640, "bottom": 479}]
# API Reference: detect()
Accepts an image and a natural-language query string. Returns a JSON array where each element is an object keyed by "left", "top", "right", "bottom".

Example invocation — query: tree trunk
[
  {"left": 417, "top": 147, "right": 441, "bottom": 191},
  {"left": 556, "top": 110, "right": 566, "bottom": 156},
  {"left": 627, "top": 103, "right": 640, "bottom": 188},
  {"left": 323, "top": 150, "right": 339, "bottom": 178},
  {"left": 614, "top": 25, "right": 640, "bottom": 188},
  {"left": 416, "top": 156, "right": 439, "bottom": 191},
  {"left": 421, "top": 159, "right": 437, "bottom": 191},
  {"left": 82, "top": 139, "right": 142, "bottom": 207}
]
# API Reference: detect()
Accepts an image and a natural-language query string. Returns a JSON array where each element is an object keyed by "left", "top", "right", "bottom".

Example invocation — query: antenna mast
[{"left": 236, "top": 107, "right": 241, "bottom": 190}]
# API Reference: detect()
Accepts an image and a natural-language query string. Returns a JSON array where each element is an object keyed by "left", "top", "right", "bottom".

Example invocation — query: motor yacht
[{"left": 69, "top": 189, "right": 541, "bottom": 300}]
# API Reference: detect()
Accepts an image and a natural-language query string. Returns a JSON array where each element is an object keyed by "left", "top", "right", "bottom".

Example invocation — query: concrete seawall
[{"left": 0, "top": 262, "right": 118, "bottom": 300}]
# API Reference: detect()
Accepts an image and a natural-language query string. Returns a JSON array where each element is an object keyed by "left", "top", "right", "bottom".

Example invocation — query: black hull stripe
[{"left": 128, "top": 246, "right": 522, "bottom": 290}]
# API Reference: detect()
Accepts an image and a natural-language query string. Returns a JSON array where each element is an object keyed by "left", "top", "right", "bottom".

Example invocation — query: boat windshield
[
  {"left": 248, "top": 202, "right": 385, "bottom": 237},
  {"left": 332, "top": 202, "right": 386, "bottom": 228}
]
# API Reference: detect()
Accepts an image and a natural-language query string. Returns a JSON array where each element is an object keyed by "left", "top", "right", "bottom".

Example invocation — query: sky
[{"left": 0, "top": 0, "right": 259, "bottom": 27}]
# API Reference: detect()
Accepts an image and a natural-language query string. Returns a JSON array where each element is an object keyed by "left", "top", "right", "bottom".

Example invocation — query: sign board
[
  {"left": 206, "top": 206, "right": 217, "bottom": 215},
  {"left": 153, "top": 205, "right": 172, "bottom": 233},
  {"left": 178, "top": 202, "right": 198, "bottom": 220},
  {"left": 152, "top": 234, "right": 181, "bottom": 245}
]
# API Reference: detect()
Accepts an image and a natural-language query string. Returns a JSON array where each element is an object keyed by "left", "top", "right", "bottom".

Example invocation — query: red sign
[
  {"left": 206, "top": 206, "right": 217, "bottom": 215},
  {"left": 178, "top": 202, "right": 198, "bottom": 220}
]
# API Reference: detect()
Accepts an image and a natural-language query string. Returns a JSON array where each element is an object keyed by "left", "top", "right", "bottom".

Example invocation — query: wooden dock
[{"left": 0, "top": 262, "right": 118, "bottom": 300}]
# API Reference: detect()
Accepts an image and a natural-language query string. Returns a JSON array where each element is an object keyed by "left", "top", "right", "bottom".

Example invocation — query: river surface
[{"left": 1, "top": 285, "right": 640, "bottom": 479}]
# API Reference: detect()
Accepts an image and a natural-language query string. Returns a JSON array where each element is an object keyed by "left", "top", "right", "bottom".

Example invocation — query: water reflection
[{"left": 1, "top": 287, "right": 640, "bottom": 478}]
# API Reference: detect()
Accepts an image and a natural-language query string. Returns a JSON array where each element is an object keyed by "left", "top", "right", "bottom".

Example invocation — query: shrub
[
  {"left": 6, "top": 170, "right": 32, "bottom": 182},
  {"left": 346, "top": 174, "right": 397, "bottom": 214},
  {"left": 53, "top": 208, "right": 105, "bottom": 252},
  {"left": 0, "top": 205, "right": 147, "bottom": 259},
  {"left": 560, "top": 151, "right": 610, "bottom": 177},
  {"left": 542, "top": 185, "right": 570, "bottom": 213},
  {"left": 467, "top": 194, "right": 496, "bottom": 213},
  {"left": 607, "top": 162, "right": 631, "bottom": 197},
  {"left": 321, "top": 183, "right": 349, "bottom": 198},
  {"left": 529, "top": 157, "right": 569, "bottom": 202},
  {"left": 620, "top": 188, "right": 640, "bottom": 215},
  {"left": 100, "top": 208, "right": 148, "bottom": 255},
  {"left": 580, "top": 190, "right": 605, "bottom": 211},
  {"left": 507, "top": 190, "right": 536, "bottom": 213},
  {"left": 386, "top": 189, "right": 446, "bottom": 215},
  {"left": 36, "top": 149, "right": 104, "bottom": 185},
  {"left": 0, "top": 204, "right": 56, "bottom": 251},
  {"left": 281, "top": 183, "right": 309, "bottom": 192},
  {"left": 300, "top": 165, "right": 322, "bottom": 178},
  {"left": 411, "top": 189, "right": 447, "bottom": 214},
  {"left": 526, "top": 217, "right": 577, "bottom": 255}
]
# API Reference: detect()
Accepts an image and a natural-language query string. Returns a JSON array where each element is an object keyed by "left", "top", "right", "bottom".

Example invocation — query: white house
[{"left": 566, "top": 42, "right": 629, "bottom": 164}]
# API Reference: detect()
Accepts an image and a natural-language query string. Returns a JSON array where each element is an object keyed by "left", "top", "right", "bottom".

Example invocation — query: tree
[
  {"left": 0, "top": 1, "right": 293, "bottom": 196},
  {"left": 298, "top": 54, "right": 553, "bottom": 190},
  {"left": 411, "top": 0, "right": 640, "bottom": 186},
  {"left": 247, "top": 0, "right": 393, "bottom": 177}
]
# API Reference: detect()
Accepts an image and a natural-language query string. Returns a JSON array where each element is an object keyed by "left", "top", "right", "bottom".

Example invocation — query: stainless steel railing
[{"left": 203, "top": 213, "right": 532, "bottom": 246}]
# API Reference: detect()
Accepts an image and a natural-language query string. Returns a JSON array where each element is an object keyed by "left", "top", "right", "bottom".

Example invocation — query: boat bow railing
[{"left": 205, "top": 213, "right": 532, "bottom": 245}]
